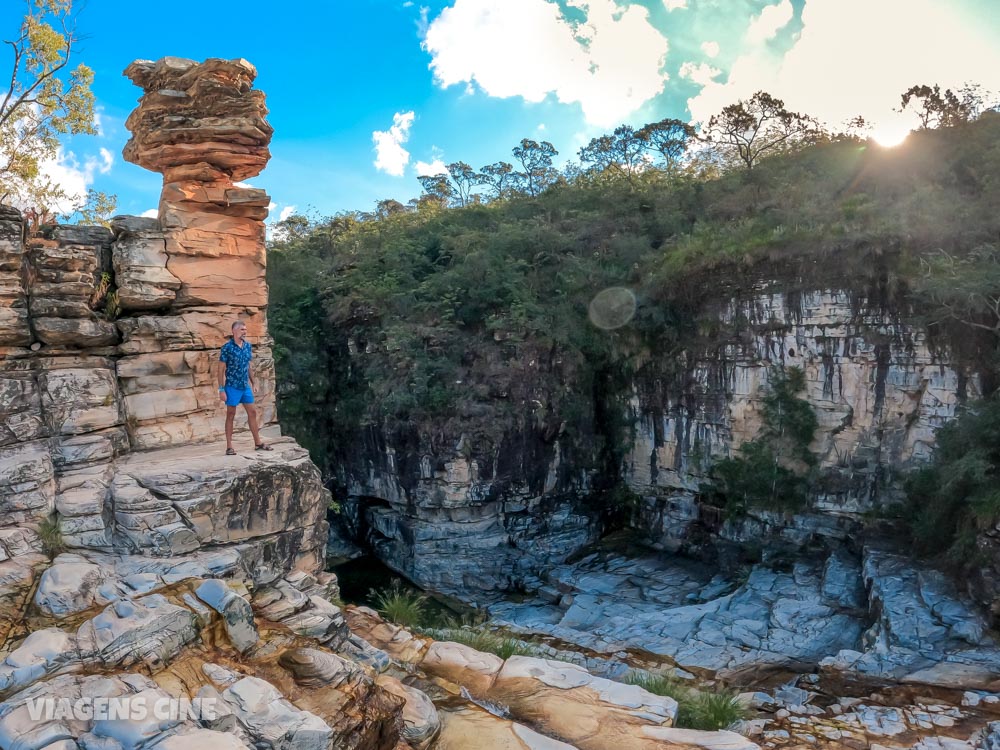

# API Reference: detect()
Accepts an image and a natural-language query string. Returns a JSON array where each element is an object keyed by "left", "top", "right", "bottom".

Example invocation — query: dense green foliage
[
  {"left": 705, "top": 367, "right": 818, "bottom": 516},
  {"left": 370, "top": 580, "right": 428, "bottom": 628},
  {"left": 904, "top": 397, "right": 1000, "bottom": 563},
  {"left": 626, "top": 671, "right": 748, "bottom": 731}
]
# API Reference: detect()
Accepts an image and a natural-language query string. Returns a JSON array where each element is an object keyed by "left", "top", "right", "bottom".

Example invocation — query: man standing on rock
[{"left": 218, "top": 320, "right": 272, "bottom": 455}]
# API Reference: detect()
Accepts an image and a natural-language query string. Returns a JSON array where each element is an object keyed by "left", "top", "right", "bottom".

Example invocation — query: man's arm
[{"left": 218, "top": 356, "right": 228, "bottom": 402}]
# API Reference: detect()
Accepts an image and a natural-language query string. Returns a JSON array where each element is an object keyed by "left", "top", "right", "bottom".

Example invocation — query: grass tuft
[
  {"left": 370, "top": 579, "right": 428, "bottom": 628},
  {"left": 430, "top": 627, "right": 537, "bottom": 659},
  {"left": 36, "top": 515, "right": 64, "bottom": 557},
  {"left": 627, "top": 671, "right": 748, "bottom": 731}
]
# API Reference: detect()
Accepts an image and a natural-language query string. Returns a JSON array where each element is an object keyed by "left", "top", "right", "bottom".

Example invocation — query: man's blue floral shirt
[{"left": 220, "top": 339, "right": 252, "bottom": 388}]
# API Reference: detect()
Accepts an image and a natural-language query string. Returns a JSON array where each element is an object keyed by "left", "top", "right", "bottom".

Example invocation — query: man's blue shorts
[{"left": 224, "top": 386, "right": 255, "bottom": 407}]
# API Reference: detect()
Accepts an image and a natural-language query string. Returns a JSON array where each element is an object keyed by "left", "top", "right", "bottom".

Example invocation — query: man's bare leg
[
  {"left": 225, "top": 406, "right": 237, "bottom": 451},
  {"left": 243, "top": 402, "right": 263, "bottom": 446}
]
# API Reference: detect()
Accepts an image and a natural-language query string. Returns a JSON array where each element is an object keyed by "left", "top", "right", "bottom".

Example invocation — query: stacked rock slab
[
  {"left": 121, "top": 56, "right": 276, "bottom": 448},
  {"left": 0, "top": 57, "right": 326, "bottom": 627}
]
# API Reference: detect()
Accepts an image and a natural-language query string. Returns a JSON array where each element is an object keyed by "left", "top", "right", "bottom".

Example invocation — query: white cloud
[
  {"left": 414, "top": 158, "right": 448, "bottom": 176},
  {"left": 139, "top": 208, "right": 158, "bottom": 218},
  {"left": 700, "top": 40, "right": 720, "bottom": 58},
  {"left": 423, "top": 0, "right": 669, "bottom": 127},
  {"left": 279, "top": 205, "right": 297, "bottom": 221},
  {"left": 34, "top": 146, "right": 115, "bottom": 214},
  {"left": 679, "top": 61, "right": 722, "bottom": 87},
  {"left": 746, "top": 0, "right": 793, "bottom": 45},
  {"left": 686, "top": 0, "right": 1000, "bottom": 135},
  {"left": 663, "top": 0, "right": 687, "bottom": 10},
  {"left": 372, "top": 111, "right": 415, "bottom": 176}
]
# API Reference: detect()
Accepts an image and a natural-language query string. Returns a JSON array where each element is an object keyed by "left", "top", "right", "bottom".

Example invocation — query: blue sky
[{"left": 3, "top": 0, "right": 999, "bottom": 222}]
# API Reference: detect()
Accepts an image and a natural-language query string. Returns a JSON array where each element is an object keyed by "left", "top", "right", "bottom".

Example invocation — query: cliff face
[
  {"left": 332, "top": 278, "right": 981, "bottom": 602},
  {"left": 0, "top": 57, "right": 327, "bottom": 619},
  {"left": 624, "top": 285, "right": 977, "bottom": 550},
  {"left": 338, "top": 390, "right": 602, "bottom": 600}
]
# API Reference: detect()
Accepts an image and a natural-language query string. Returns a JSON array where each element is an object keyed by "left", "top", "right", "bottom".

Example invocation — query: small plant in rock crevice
[
  {"left": 626, "top": 670, "right": 748, "bottom": 731},
  {"left": 104, "top": 290, "right": 122, "bottom": 321},
  {"left": 36, "top": 515, "right": 64, "bottom": 557}
]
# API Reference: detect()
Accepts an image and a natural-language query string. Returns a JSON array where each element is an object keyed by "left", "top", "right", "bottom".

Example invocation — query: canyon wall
[
  {"left": 624, "top": 285, "right": 976, "bottom": 551},
  {"left": 0, "top": 57, "right": 328, "bottom": 621},
  {"left": 335, "top": 280, "right": 980, "bottom": 602}
]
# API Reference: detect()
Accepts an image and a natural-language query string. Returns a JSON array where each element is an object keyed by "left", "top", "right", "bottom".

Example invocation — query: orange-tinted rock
[{"left": 123, "top": 57, "right": 272, "bottom": 181}]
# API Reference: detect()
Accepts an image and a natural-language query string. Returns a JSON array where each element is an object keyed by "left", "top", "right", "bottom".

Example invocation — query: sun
[{"left": 871, "top": 119, "right": 912, "bottom": 148}]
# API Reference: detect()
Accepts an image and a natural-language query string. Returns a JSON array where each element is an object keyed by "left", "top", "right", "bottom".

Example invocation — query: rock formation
[
  {"left": 0, "top": 56, "right": 322, "bottom": 619},
  {"left": 0, "top": 56, "right": 391, "bottom": 749},
  {"left": 623, "top": 287, "right": 976, "bottom": 550},
  {"left": 334, "top": 285, "right": 978, "bottom": 602}
]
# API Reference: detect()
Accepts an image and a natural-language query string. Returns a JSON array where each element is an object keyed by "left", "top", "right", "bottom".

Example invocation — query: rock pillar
[{"left": 120, "top": 57, "right": 277, "bottom": 448}]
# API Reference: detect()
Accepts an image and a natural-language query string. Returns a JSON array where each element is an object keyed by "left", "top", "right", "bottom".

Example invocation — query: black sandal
[
  {"left": 255, "top": 443, "right": 273, "bottom": 451},
  {"left": 226, "top": 447, "right": 237, "bottom": 456}
]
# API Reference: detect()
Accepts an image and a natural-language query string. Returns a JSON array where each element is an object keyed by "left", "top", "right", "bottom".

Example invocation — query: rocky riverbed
[{"left": 460, "top": 540, "right": 1000, "bottom": 749}]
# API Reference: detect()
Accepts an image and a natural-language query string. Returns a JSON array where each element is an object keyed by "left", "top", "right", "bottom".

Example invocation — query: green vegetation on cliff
[
  {"left": 705, "top": 367, "right": 818, "bottom": 517},
  {"left": 269, "top": 112, "right": 1000, "bottom": 514},
  {"left": 904, "top": 397, "right": 1000, "bottom": 563}
]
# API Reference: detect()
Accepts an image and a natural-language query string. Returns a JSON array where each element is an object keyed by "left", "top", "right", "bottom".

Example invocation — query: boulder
[
  {"left": 195, "top": 578, "right": 259, "bottom": 653},
  {"left": 34, "top": 555, "right": 110, "bottom": 616},
  {"left": 201, "top": 663, "right": 333, "bottom": 750},
  {"left": 0, "top": 628, "right": 80, "bottom": 696},
  {"left": 485, "top": 656, "right": 678, "bottom": 750},
  {"left": 376, "top": 674, "right": 440, "bottom": 750},
  {"left": 76, "top": 594, "right": 200, "bottom": 668},
  {"left": 278, "top": 648, "right": 405, "bottom": 749},
  {"left": 437, "top": 705, "right": 580, "bottom": 750},
  {"left": 345, "top": 605, "right": 429, "bottom": 664},
  {"left": 421, "top": 640, "right": 503, "bottom": 697}
]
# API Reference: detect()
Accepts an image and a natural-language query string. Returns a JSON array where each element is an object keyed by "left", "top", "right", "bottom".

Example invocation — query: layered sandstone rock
[{"left": 0, "top": 57, "right": 320, "bottom": 632}]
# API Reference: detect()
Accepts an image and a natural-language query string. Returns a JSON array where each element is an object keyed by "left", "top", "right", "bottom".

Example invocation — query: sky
[{"left": 3, "top": 0, "right": 999, "bottom": 223}]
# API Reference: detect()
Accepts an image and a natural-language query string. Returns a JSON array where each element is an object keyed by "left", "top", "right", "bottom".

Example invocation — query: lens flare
[{"left": 588, "top": 287, "right": 637, "bottom": 330}]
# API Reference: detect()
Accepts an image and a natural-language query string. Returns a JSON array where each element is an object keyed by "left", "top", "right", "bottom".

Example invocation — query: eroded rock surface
[{"left": 490, "top": 546, "right": 1000, "bottom": 694}]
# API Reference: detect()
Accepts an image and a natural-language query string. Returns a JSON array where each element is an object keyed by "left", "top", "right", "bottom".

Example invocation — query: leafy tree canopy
[
  {"left": 703, "top": 91, "right": 820, "bottom": 170},
  {"left": 0, "top": 1, "right": 114, "bottom": 224}
]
